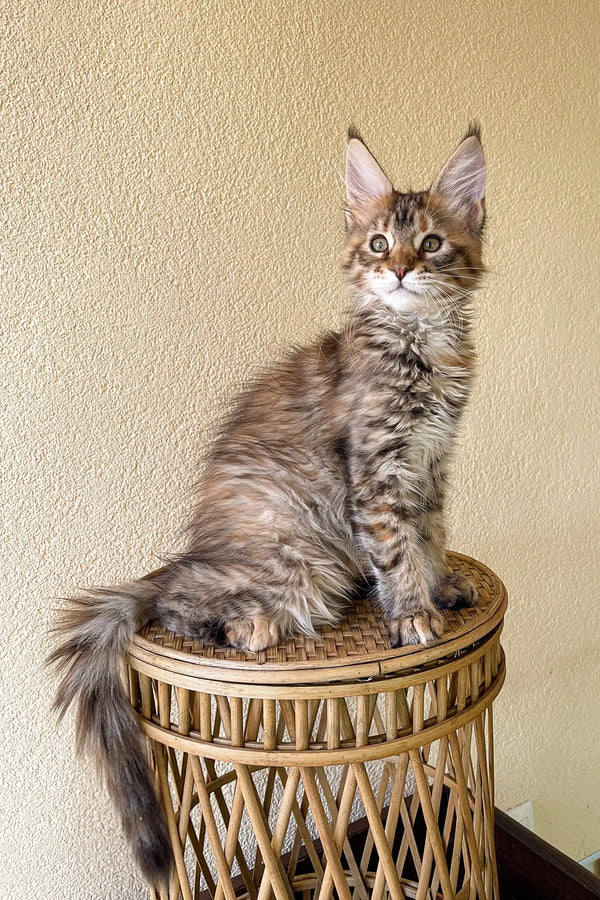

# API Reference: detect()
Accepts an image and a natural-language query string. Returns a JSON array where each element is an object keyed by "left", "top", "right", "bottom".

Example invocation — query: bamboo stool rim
[{"left": 128, "top": 552, "right": 506, "bottom": 689}]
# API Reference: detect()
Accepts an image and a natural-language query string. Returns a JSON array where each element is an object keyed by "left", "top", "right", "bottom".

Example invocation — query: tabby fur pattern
[{"left": 50, "top": 126, "right": 486, "bottom": 885}]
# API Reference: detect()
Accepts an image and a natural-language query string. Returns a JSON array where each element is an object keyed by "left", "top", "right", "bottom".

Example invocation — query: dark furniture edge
[{"left": 494, "top": 807, "right": 600, "bottom": 899}]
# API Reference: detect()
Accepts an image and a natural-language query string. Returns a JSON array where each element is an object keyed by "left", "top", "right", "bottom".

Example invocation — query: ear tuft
[
  {"left": 431, "top": 128, "right": 486, "bottom": 232},
  {"left": 347, "top": 124, "right": 363, "bottom": 143},
  {"left": 463, "top": 120, "right": 482, "bottom": 143}
]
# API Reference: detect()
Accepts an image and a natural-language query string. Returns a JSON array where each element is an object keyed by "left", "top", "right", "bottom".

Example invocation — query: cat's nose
[{"left": 392, "top": 267, "right": 408, "bottom": 282}]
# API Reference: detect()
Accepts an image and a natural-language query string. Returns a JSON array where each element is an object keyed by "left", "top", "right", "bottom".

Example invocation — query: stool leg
[
  {"left": 314, "top": 766, "right": 361, "bottom": 900},
  {"left": 300, "top": 767, "right": 353, "bottom": 900},
  {"left": 416, "top": 738, "right": 451, "bottom": 900},
  {"left": 322, "top": 766, "right": 372, "bottom": 900},
  {"left": 235, "top": 764, "right": 295, "bottom": 900},
  {"left": 353, "top": 763, "right": 407, "bottom": 900},
  {"left": 370, "top": 755, "right": 410, "bottom": 900},
  {"left": 448, "top": 733, "right": 486, "bottom": 898},
  {"left": 190, "top": 757, "right": 238, "bottom": 900},
  {"left": 410, "top": 748, "right": 456, "bottom": 899},
  {"left": 154, "top": 745, "right": 194, "bottom": 900},
  {"left": 256, "top": 767, "right": 301, "bottom": 900}
]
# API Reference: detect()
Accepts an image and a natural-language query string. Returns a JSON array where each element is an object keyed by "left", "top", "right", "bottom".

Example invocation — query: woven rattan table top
[{"left": 131, "top": 552, "right": 506, "bottom": 684}]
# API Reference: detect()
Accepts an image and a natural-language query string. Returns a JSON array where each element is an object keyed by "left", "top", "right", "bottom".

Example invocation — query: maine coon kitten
[{"left": 51, "top": 127, "right": 486, "bottom": 885}]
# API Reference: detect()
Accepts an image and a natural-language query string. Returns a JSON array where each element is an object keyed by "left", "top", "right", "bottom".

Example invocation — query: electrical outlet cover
[
  {"left": 507, "top": 800, "right": 535, "bottom": 832},
  {"left": 579, "top": 850, "right": 600, "bottom": 877}
]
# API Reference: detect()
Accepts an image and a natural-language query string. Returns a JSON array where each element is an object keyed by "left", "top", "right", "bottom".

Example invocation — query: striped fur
[{"left": 50, "top": 128, "right": 486, "bottom": 883}]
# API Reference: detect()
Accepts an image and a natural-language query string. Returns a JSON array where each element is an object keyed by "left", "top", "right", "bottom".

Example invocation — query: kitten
[{"left": 50, "top": 127, "right": 486, "bottom": 885}]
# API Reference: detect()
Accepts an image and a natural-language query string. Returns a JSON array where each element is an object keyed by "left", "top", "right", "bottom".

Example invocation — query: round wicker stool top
[{"left": 129, "top": 552, "right": 507, "bottom": 690}]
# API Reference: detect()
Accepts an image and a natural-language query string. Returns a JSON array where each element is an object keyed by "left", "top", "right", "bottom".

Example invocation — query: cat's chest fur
[{"left": 350, "top": 319, "right": 474, "bottom": 474}]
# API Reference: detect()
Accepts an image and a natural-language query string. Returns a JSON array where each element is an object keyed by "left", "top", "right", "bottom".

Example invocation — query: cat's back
[
  {"left": 189, "top": 330, "right": 357, "bottom": 560},
  {"left": 209, "top": 330, "right": 351, "bottom": 460}
]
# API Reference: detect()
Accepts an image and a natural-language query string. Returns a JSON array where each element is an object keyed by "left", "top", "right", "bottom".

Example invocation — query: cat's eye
[
  {"left": 422, "top": 234, "right": 442, "bottom": 253},
  {"left": 369, "top": 234, "right": 389, "bottom": 253}
]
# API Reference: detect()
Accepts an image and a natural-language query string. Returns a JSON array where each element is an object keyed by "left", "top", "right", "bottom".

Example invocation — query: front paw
[
  {"left": 433, "top": 572, "right": 478, "bottom": 610},
  {"left": 388, "top": 609, "right": 444, "bottom": 647}
]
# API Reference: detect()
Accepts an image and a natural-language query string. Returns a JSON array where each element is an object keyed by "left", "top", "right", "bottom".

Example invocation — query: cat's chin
[{"left": 374, "top": 287, "right": 431, "bottom": 317}]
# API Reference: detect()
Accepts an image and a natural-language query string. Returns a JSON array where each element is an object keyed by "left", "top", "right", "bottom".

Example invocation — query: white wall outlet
[
  {"left": 579, "top": 850, "right": 600, "bottom": 876},
  {"left": 507, "top": 800, "right": 535, "bottom": 832}
]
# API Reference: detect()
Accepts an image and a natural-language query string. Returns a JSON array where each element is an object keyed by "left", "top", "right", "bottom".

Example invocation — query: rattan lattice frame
[{"left": 125, "top": 552, "right": 507, "bottom": 900}]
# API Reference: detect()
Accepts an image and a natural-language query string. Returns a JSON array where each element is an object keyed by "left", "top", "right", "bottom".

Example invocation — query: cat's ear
[
  {"left": 431, "top": 127, "right": 486, "bottom": 232},
  {"left": 345, "top": 132, "right": 393, "bottom": 226}
]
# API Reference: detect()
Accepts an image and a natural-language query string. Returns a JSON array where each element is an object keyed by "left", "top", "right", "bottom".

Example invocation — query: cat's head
[{"left": 343, "top": 127, "right": 486, "bottom": 317}]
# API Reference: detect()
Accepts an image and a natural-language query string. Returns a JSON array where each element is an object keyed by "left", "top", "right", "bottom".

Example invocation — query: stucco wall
[{"left": 2, "top": 0, "right": 599, "bottom": 896}]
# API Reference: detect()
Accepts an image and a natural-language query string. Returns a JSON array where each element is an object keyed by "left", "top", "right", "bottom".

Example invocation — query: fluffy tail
[{"left": 49, "top": 568, "right": 172, "bottom": 887}]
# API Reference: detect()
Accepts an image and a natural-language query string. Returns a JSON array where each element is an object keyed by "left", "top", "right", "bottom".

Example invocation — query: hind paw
[{"left": 223, "top": 616, "right": 279, "bottom": 652}]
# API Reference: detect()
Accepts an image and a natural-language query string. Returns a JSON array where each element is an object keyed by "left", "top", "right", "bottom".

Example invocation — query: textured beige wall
[{"left": 2, "top": 0, "right": 599, "bottom": 896}]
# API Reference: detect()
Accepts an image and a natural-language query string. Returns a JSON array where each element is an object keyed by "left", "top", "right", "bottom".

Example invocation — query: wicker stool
[{"left": 125, "top": 552, "right": 507, "bottom": 900}]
